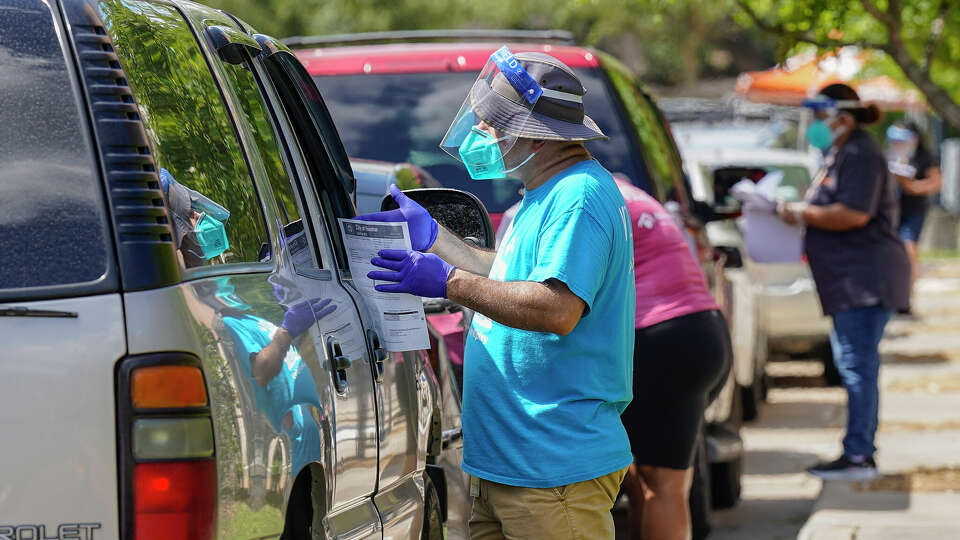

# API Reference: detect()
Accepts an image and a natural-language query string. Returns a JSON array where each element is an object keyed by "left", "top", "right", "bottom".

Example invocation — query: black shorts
[{"left": 620, "top": 309, "right": 732, "bottom": 470}]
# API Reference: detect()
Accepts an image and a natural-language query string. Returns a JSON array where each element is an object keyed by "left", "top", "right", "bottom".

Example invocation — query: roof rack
[{"left": 282, "top": 29, "right": 577, "bottom": 49}]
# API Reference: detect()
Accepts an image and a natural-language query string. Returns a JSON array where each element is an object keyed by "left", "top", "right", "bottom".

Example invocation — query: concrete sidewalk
[
  {"left": 798, "top": 482, "right": 960, "bottom": 540},
  {"left": 798, "top": 267, "right": 960, "bottom": 540}
]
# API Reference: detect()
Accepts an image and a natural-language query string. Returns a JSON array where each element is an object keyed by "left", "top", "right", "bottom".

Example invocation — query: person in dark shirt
[
  {"left": 886, "top": 121, "right": 942, "bottom": 308},
  {"left": 778, "top": 84, "right": 910, "bottom": 480}
]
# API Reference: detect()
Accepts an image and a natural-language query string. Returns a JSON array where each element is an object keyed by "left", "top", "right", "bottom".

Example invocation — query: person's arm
[
  {"left": 801, "top": 203, "right": 870, "bottom": 231},
  {"left": 779, "top": 201, "right": 870, "bottom": 231},
  {"left": 251, "top": 298, "right": 336, "bottom": 386},
  {"left": 428, "top": 224, "right": 497, "bottom": 277},
  {"left": 251, "top": 328, "right": 293, "bottom": 387},
  {"left": 446, "top": 271, "right": 585, "bottom": 335},
  {"left": 898, "top": 166, "right": 942, "bottom": 196}
]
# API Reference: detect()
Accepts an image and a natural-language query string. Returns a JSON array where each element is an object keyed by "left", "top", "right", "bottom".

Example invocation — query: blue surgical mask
[
  {"left": 194, "top": 212, "right": 229, "bottom": 259},
  {"left": 458, "top": 127, "right": 538, "bottom": 180}
]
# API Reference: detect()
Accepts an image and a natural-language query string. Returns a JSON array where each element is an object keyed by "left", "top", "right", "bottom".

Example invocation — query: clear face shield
[
  {"left": 440, "top": 46, "right": 545, "bottom": 180},
  {"left": 801, "top": 96, "right": 861, "bottom": 150},
  {"left": 886, "top": 124, "right": 918, "bottom": 161}
]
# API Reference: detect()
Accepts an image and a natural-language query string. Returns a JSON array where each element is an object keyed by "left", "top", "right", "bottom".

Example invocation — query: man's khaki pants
[{"left": 468, "top": 467, "right": 628, "bottom": 540}]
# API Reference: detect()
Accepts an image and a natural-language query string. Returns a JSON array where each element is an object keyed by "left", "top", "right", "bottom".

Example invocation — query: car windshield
[{"left": 313, "top": 68, "right": 640, "bottom": 214}]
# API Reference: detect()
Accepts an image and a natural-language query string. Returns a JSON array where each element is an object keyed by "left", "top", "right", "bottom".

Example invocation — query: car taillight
[
  {"left": 134, "top": 462, "right": 216, "bottom": 540},
  {"left": 117, "top": 354, "right": 216, "bottom": 540}
]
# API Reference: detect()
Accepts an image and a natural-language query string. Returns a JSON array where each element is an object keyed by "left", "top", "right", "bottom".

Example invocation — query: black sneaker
[{"left": 807, "top": 456, "right": 879, "bottom": 481}]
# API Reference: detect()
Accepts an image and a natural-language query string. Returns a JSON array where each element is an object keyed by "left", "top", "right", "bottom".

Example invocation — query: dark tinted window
[
  {"left": 0, "top": 0, "right": 111, "bottom": 293},
  {"left": 218, "top": 53, "right": 327, "bottom": 271},
  {"left": 100, "top": 0, "right": 268, "bottom": 269},
  {"left": 313, "top": 68, "right": 643, "bottom": 214}
]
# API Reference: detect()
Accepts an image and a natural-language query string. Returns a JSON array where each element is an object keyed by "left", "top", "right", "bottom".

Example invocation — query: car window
[
  {"left": 0, "top": 0, "right": 112, "bottom": 296},
  {"left": 602, "top": 57, "right": 685, "bottom": 202},
  {"left": 260, "top": 49, "right": 358, "bottom": 270},
  {"left": 99, "top": 0, "right": 268, "bottom": 271},
  {"left": 216, "top": 51, "right": 329, "bottom": 271},
  {"left": 312, "top": 67, "right": 646, "bottom": 214}
]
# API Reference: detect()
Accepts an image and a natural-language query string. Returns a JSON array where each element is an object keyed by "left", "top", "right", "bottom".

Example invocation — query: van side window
[
  {"left": 99, "top": 0, "right": 268, "bottom": 270},
  {"left": 0, "top": 0, "right": 112, "bottom": 297},
  {"left": 218, "top": 58, "right": 329, "bottom": 271},
  {"left": 261, "top": 49, "right": 358, "bottom": 270}
]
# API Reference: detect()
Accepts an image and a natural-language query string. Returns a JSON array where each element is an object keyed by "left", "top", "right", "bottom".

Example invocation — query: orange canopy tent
[{"left": 735, "top": 48, "right": 926, "bottom": 111}]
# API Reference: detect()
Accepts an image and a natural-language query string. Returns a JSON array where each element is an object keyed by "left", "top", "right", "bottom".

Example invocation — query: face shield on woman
[
  {"left": 440, "top": 47, "right": 546, "bottom": 180},
  {"left": 802, "top": 95, "right": 861, "bottom": 151},
  {"left": 885, "top": 124, "right": 919, "bottom": 162}
]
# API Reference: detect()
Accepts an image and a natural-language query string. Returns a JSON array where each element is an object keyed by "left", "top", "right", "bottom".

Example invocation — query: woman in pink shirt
[{"left": 616, "top": 179, "right": 731, "bottom": 540}]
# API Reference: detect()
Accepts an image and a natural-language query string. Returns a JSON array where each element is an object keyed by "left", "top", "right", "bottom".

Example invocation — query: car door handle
[
  {"left": 367, "top": 330, "right": 387, "bottom": 383},
  {"left": 327, "top": 337, "right": 350, "bottom": 393},
  {"left": 442, "top": 427, "right": 463, "bottom": 449}
]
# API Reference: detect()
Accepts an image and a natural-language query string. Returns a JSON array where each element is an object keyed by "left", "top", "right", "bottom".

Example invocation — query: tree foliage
[
  {"left": 202, "top": 0, "right": 774, "bottom": 87},
  {"left": 736, "top": 0, "right": 960, "bottom": 131}
]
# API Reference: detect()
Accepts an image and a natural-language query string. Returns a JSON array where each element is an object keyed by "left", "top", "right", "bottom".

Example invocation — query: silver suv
[{"left": 0, "top": 1, "right": 488, "bottom": 538}]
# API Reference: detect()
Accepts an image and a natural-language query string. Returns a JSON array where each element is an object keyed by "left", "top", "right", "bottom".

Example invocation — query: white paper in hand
[
  {"left": 731, "top": 171, "right": 804, "bottom": 264},
  {"left": 338, "top": 219, "right": 430, "bottom": 352}
]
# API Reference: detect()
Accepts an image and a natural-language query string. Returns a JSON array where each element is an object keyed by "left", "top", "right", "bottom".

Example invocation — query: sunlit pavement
[{"left": 689, "top": 259, "right": 960, "bottom": 539}]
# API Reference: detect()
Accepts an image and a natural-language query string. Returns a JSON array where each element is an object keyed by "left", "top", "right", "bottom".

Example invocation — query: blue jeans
[{"left": 830, "top": 305, "right": 893, "bottom": 458}]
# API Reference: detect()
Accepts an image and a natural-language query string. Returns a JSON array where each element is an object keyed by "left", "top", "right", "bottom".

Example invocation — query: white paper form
[
  {"left": 338, "top": 219, "right": 430, "bottom": 352},
  {"left": 730, "top": 171, "right": 805, "bottom": 264}
]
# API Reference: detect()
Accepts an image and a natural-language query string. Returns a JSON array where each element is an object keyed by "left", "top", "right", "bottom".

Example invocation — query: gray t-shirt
[{"left": 804, "top": 129, "right": 911, "bottom": 315}]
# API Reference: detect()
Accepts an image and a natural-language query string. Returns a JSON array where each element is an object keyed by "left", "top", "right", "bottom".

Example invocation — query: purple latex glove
[
  {"left": 368, "top": 249, "right": 454, "bottom": 298},
  {"left": 281, "top": 298, "right": 337, "bottom": 338},
  {"left": 355, "top": 184, "right": 439, "bottom": 251}
]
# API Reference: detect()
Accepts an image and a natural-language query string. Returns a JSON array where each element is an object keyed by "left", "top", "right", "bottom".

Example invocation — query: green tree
[{"left": 736, "top": 0, "right": 960, "bottom": 131}]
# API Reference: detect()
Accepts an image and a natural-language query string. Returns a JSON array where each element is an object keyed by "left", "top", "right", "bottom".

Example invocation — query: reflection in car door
[
  {"left": 248, "top": 37, "right": 440, "bottom": 539},
  {"left": 177, "top": 5, "right": 384, "bottom": 537}
]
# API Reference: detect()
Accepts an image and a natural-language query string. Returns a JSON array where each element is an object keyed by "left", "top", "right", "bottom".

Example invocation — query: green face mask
[
  {"left": 806, "top": 120, "right": 835, "bottom": 151},
  {"left": 458, "top": 127, "right": 506, "bottom": 180},
  {"left": 194, "top": 212, "right": 229, "bottom": 259}
]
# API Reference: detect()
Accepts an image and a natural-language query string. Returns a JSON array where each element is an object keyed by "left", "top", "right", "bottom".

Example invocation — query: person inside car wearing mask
[
  {"left": 778, "top": 84, "right": 910, "bottom": 480},
  {"left": 357, "top": 48, "right": 635, "bottom": 539},
  {"left": 886, "top": 122, "right": 942, "bottom": 311},
  {"left": 162, "top": 168, "right": 336, "bottom": 475}
]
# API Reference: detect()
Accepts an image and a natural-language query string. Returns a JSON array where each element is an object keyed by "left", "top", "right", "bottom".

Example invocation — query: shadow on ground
[
  {"left": 752, "top": 397, "right": 845, "bottom": 430},
  {"left": 743, "top": 449, "right": 823, "bottom": 476},
  {"left": 816, "top": 480, "right": 911, "bottom": 512},
  {"left": 882, "top": 351, "right": 951, "bottom": 365},
  {"left": 710, "top": 497, "right": 814, "bottom": 540}
]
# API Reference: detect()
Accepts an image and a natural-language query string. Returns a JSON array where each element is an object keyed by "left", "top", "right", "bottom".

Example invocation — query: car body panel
[
  {"left": 0, "top": 294, "right": 125, "bottom": 539},
  {"left": 296, "top": 42, "right": 599, "bottom": 76}
]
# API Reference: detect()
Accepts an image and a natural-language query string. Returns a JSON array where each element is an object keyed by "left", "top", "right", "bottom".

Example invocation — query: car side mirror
[{"left": 381, "top": 188, "right": 495, "bottom": 250}]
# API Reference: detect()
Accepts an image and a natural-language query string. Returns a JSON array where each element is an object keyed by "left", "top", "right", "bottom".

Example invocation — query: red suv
[{"left": 289, "top": 30, "right": 743, "bottom": 538}]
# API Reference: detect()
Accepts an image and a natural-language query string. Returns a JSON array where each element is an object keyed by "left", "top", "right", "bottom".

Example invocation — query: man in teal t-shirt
[{"left": 362, "top": 50, "right": 634, "bottom": 539}]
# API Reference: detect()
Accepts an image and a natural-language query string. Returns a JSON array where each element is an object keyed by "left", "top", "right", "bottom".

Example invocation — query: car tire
[
  {"left": 710, "top": 454, "right": 743, "bottom": 510},
  {"left": 740, "top": 382, "right": 761, "bottom": 422},
  {"left": 689, "top": 429, "right": 712, "bottom": 540},
  {"left": 815, "top": 341, "right": 842, "bottom": 387},
  {"left": 421, "top": 473, "right": 444, "bottom": 540}
]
